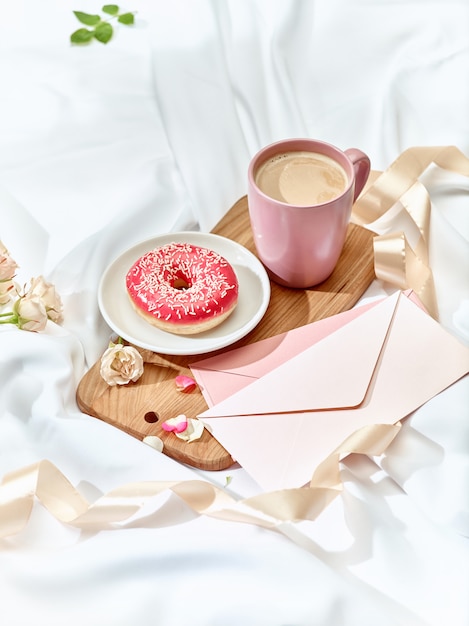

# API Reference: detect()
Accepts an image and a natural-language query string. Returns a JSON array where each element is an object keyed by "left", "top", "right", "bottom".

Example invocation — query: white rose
[
  {"left": 100, "top": 344, "right": 144, "bottom": 386},
  {"left": 0, "top": 247, "right": 18, "bottom": 282},
  {"left": 0, "top": 279, "right": 16, "bottom": 305},
  {"left": 26, "top": 276, "right": 63, "bottom": 324},
  {"left": 14, "top": 294, "right": 48, "bottom": 332}
]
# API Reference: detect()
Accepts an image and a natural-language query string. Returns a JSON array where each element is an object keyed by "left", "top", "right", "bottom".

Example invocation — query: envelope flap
[
  {"left": 199, "top": 292, "right": 400, "bottom": 418},
  {"left": 191, "top": 302, "right": 376, "bottom": 378}
]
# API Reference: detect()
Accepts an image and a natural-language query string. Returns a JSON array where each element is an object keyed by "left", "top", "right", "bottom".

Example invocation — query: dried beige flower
[{"left": 100, "top": 344, "right": 144, "bottom": 386}]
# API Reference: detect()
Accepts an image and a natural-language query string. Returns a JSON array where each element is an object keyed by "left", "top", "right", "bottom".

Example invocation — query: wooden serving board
[{"left": 76, "top": 195, "right": 376, "bottom": 471}]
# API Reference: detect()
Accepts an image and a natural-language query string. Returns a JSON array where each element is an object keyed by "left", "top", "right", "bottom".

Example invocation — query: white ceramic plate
[{"left": 98, "top": 232, "right": 271, "bottom": 355}]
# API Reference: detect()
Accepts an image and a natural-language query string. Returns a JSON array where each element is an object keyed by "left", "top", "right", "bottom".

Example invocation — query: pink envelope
[
  {"left": 191, "top": 298, "right": 384, "bottom": 407},
  {"left": 192, "top": 292, "right": 469, "bottom": 492}
]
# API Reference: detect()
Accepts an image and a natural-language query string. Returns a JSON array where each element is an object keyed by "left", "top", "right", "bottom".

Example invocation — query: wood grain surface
[{"left": 76, "top": 195, "right": 376, "bottom": 471}]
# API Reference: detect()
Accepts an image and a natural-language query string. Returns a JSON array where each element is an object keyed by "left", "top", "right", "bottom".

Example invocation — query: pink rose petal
[
  {"left": 162, "top": 414, "right": 188, "bottom": 433},
  {"left": 175, "top": 375, "right": 197, "bottom": 393}
]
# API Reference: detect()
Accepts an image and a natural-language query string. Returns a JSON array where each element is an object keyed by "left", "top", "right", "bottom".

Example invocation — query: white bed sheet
[{"left": 1, "top": 1, "right": 469, "bottom": 625}]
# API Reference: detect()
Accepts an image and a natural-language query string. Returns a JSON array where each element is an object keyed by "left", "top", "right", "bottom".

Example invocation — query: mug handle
[{"left": 345, "top": 148, "right": 371, "bottom": 202}]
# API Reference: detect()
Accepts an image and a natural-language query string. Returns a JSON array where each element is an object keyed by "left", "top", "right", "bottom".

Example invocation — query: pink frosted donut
[{"left": 125, "top": 242, "right": 239, "bottom": 335}]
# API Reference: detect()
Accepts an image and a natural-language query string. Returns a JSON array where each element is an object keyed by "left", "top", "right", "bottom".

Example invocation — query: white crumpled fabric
[{"left": 1, "top": 1, "right": 468, "bottom": 625}]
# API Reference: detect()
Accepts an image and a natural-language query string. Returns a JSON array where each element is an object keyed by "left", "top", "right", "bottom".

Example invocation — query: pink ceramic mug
[{"left": 247, "top": 138, "right": 370, "bottom": 288}]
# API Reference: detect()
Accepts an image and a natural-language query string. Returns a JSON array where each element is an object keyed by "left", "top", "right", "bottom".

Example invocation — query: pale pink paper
[
  {"left": 191, "top": 292, "right": 423, "bottom": 406},
  {"left": 191, "top": 299, "right": 380, "bottom": 406}
]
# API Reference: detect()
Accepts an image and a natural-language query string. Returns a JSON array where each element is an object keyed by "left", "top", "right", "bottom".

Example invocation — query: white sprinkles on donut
[{"left": 126, "top": 242, "right": 239, "bottom": 335}]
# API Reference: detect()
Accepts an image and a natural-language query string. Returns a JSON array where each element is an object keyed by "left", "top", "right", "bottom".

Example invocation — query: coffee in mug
[
  {"left": 247, "top": 138, "right": 371, "bottom": 288},
  {"left": 254, "top": 150, "right": 348, "bottom": 206}
]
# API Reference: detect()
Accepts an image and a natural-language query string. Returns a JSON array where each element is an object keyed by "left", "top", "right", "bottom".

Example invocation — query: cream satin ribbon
[
  {"left": 0, "top": 423, "right": 400, "bottom": 539},
  {"left": 353, "top": 145, "right": 469, "bottom": 320},
  {"left": 1, "top": 145, "right": 468, "bottom": 541}
]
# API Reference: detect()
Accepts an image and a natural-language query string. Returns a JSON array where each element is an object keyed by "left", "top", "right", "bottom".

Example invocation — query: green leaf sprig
[{"left": 71, "top": 5, "right": 135, "bottom": 45}]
